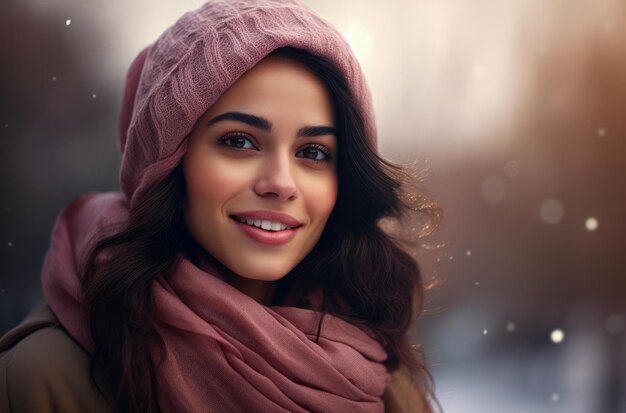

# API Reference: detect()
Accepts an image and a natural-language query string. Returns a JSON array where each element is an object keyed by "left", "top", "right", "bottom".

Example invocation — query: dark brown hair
[{"left": 82, "top": 47, "right": 441, "bottom": 412}]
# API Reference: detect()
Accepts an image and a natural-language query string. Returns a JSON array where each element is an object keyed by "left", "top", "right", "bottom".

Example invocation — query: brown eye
[
  {"left": 296, "top": 144, "right": 331, "bottom": 162},
  {"left": 219, "top": 133, "right": 256, "bottom": 149}
]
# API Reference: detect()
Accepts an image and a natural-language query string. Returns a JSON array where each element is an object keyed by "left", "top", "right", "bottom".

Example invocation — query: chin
[{"left": 231, "top": 261, "right": 295, "bottom": 282}]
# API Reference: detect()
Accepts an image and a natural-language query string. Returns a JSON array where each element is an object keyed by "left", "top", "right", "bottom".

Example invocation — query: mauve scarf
[{"left": 41, "top": 192, "right": 390, "bottom": 412}]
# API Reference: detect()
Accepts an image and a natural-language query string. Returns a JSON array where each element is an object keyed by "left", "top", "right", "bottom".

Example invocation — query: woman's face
[{"left": 183, "top": 55, "right": 337, "bottom": 290}]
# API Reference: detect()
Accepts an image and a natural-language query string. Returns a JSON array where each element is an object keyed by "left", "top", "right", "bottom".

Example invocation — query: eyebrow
[{"left": 206, "top": 111, "right": 337, "bottom": 138}]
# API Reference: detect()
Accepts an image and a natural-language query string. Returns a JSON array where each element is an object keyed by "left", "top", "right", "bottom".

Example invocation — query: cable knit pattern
[{"left": 119, "top": 0, "right": 376, "bottom": 210}]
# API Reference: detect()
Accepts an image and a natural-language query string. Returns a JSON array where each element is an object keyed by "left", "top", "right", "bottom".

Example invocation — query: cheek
[
  {"left": 184, "top": 156, "right": 248, "bottom": 207},
  {"left": 183, "top": 157, "right": 248, "bottom": 247},
  {"left": 303, "top": 174, "right": 338, "bottom": 224}
]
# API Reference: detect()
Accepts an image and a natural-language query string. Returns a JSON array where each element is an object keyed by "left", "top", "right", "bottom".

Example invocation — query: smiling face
[{"left": 183, "top": 55, "right": 338, "bottom": 300}]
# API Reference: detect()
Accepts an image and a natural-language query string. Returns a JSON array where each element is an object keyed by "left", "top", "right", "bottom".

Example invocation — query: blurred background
[{"left": 1, "top": 0, "right": 625, "bottom": 411}]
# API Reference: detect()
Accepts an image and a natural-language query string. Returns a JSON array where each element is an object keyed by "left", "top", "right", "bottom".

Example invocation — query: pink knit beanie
[{"left": 118, "top": 0, "right": 376, "bottom": 209}]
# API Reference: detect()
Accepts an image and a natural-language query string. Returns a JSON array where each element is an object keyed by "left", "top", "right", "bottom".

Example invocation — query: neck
[
  {"left": 191, "top": 247, "right": 277, "bottom": 305},
  {"left": 222, "top": 273, "right": 277, "bottom": 305}
]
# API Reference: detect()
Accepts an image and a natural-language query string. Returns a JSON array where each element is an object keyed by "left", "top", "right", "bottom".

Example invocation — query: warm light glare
[
  {"left": 481, "top": 176, "right": 506, "bottom": 202},
  {"left": 341, "top": 21, "right": 372, "bottom": 64},
  {"left": 504, "top": 161, "right": 519, "bottom": 178},
  {"left": 540, "top": 199, "right": 564, "bottom": 224}
]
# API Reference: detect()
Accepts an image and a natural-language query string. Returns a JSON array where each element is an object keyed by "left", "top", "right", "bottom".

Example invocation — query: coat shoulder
[
  {"left": 383, "top": 364, "right": 432, "bottom": 413},
  {"left": 0, "top": 303, "right": 114, "bottom": 412}
]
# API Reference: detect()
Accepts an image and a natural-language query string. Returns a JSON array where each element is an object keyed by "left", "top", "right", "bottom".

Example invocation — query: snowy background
[{"left": 1, "top": 0, "right": 625, "bottom": 412}]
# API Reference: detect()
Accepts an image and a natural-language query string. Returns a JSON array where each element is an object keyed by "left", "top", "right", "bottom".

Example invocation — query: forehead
[{"left": 202, "top": 56, "right": 335, "bottom": 126}]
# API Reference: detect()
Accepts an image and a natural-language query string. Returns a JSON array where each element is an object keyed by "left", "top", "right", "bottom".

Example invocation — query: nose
[{"left": 253, "top": 151, "right": 298, "bottom": 201}]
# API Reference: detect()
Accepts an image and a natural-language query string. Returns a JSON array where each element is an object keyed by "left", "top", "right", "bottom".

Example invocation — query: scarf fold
[{"left": 41, "top": 192, "right": 390, "bottom": 412}]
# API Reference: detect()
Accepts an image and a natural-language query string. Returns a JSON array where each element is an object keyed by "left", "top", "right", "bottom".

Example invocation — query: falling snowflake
[
  {"left": 482, "top": 329, "right": 488, "bottom": 335},
  {"left": 597, "top": 128, "right": 607, "bottom": 137},
  {"left": 551, "top": 393, "right": 560, "bottom": 402},
  {"left": 506, "top": 322, "right": 516, "bottom": 332},
  {"left": 550, "top": 329, "right": 564, "bottom": 343},
  {"left": 585, "top": 217, "right": 598, "bottom": 231},
  {"left": 7, "top": 241, "right": 13, "bottom": 247},
  {"left": 465, "top": 250, "right": 472, "bottom": 256},
  {"left": 92, "top": 93, "right": 97, "bottom": 99},
  {"left": 65, "top": 19, "right": 72, "bottom": 26}
]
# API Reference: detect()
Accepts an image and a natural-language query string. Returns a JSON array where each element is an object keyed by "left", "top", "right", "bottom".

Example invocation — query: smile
[
  {"left": 230, "top": 215, "right": 301, "bottom": 246},
  {"left": 231, "top": 215, "right": 294, "bottom": 232}
]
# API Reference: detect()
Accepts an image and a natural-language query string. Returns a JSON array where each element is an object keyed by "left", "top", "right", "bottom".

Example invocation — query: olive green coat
[{"left": 0, "top": 304, "right": 115, "bottom": 412}]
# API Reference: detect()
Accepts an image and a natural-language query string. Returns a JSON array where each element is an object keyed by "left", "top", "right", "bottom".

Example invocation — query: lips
[
  {"left": 229, "top": 210, "right": 303, "bottom": 245},
  {"left": 229, "top": 210, "right": 303, "bottom": 228},
  {"left": 232, "top": 215, "right": 293, "bottom": 231}
]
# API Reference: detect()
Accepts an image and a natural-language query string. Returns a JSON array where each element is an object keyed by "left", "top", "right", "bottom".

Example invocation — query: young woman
[{"left": 0, "top": 0, "right": 441, "bottom": 412}]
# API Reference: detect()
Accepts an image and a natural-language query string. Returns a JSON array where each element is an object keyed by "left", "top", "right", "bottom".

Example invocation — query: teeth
[{"left": 234, "top": 215, "right": 292, "bottom": 231}]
